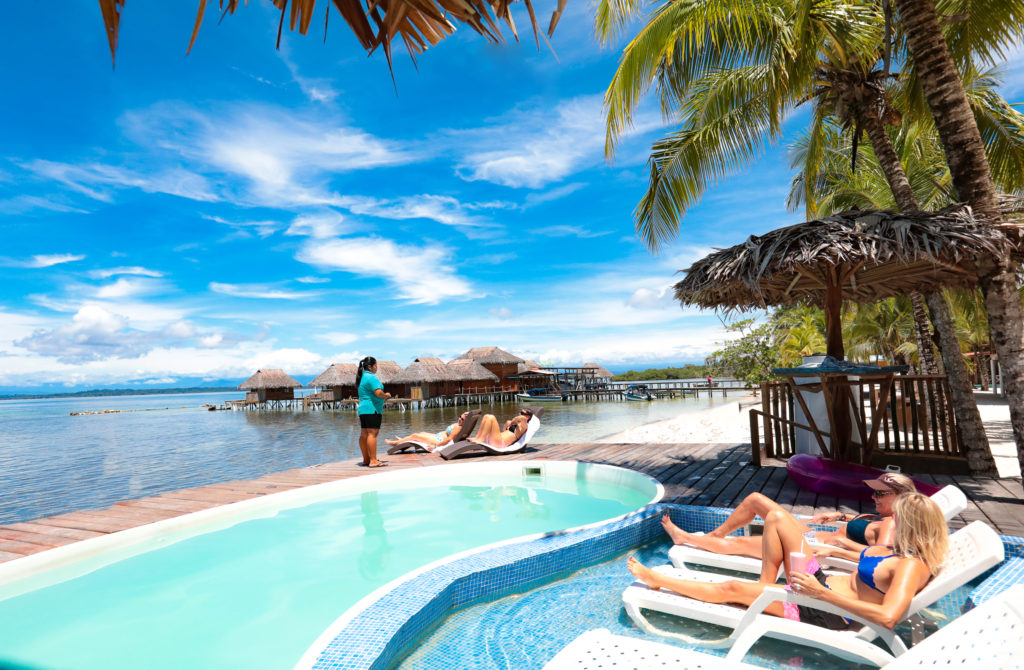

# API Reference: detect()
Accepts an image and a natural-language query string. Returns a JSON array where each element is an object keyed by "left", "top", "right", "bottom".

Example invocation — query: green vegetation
[
  {"left": 0, "top": 388, "right": 237, "bottom": 401},
  {"left": 612, "top": 364, "right": 709, "bottom": 381}
]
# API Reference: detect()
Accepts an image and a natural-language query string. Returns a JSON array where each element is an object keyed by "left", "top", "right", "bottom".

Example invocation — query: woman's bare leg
[
  {"left": 662, "top": 513, "right": 765, "bottom": 557},
  {"left": 626, "top": 556, "right": 785, "bottom": 617},
  {"left": 365, "top": 428, "right": 384, "bottom": 467},
  {"left": 359, "top": 429, "right": 370, "bottom": 465},
  {"left": 472, "top": 415, "right": 501, "bottom": 445},
  {"left": 384, "top": 432, "right": 436, "bottom": 447},
  {"left": 707, "top": 493, "right": 808, "bottom": 538},
  {"left": 758, "top": 508, "right": 813, "bottom": 583}
]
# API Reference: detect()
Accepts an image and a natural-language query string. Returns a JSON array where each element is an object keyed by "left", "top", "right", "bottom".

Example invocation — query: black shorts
[
  {"left": 797, "top": 569, "right": 850, "bottom": 631},
  {"left": 359, "top": 413, "right": 382, "bottom": 429}
]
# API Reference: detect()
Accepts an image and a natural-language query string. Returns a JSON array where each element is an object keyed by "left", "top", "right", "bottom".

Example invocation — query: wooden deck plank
[{"left": 2, "top": 440, "right": 1021, "bottom": 565}]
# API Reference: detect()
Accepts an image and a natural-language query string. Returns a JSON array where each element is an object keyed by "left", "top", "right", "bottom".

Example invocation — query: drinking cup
[{"left": 789, "top": 551, "right": 809, "bottom": 575}]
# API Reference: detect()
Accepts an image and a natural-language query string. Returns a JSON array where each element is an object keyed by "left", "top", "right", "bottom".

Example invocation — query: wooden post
[
  {"left": 750, "top": 410, "right": 762, "bottom": 467},
  {"left": 760, "top": 382, "right": 774, "bottom": 458}
]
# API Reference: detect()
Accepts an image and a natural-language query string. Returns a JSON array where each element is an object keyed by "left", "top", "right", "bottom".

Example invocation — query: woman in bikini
[
  {"left": 628, "top": 492, "right": 948, "bottom": 631},
  {"left": 470, "top": 408, "right": 534, "bottom": 448},
  {"left": 384, "top": 411, "right": 472, "bottom": 451},
  {"left": 660, "top": 472, "right": 916, "bottom": 560}
]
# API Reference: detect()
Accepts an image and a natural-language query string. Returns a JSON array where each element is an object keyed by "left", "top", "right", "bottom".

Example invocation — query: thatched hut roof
[
  {"left": 674, "top": 206, "right": 1015, "bottom": 310},
  {"left": 517, "top": 359, "right": 542, "bottom": 374},
  {"left": 583, "top": 362, "right": 614, "bottom": 377},
  {"left": 391, "top": 357, "right": 451, "bottom": 384},
  {"left": 308, "top": 363, "right": 357, "bottom": 387},
  {"left": 447, "top": 359, "right": 500, "bottom": 382},
  {"left": 374, "top": 360, "right": 403, "bottom": 383},
  {"left": 456, "top": 346, "right": 525, "bottom": 365},
  {"left": 238, "top": 369, "right": 302, "bottom": 390}
]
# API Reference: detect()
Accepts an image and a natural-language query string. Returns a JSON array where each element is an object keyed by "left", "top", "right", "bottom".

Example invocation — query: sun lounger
[
  {"left": 668, "top": 485, "right": 969, "bottom": 576},
  {"left": 437, "top": 407, "right": 545, "bottom": 461},
  {"left": 386, "top": 410, "right": 482, "bottom": 455},
  {"left": 545, "top": 584, "right": 1024, "bottom": 669},
  {"left": 622, "top": 521, "right": 1004, "bottom": 664}
]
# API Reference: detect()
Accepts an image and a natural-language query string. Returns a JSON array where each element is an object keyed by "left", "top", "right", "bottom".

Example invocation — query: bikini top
[
  {"left": 858, "top": 546, "right": 898, "bottom": 593},
  {"left": 845, "top": 516, "right": 873, "bottom": 545}
]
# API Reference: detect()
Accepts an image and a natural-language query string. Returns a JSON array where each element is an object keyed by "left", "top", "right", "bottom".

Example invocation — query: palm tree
[{"left": 98, "top": 0, "right": 564, "bottom": 67}]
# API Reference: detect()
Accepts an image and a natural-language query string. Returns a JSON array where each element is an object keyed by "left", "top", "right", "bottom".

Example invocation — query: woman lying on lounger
[
  {"left": 661, "top": 472, "right": 916, "bottom": 559},
  {"left": 384, "top": 411, "right": 473, "bottom": 451},
  {"left": 469, "top": 408, "right": 534, "bottom": 448},
  {"left": 628, "top": 492, "right": 948, "bottom": 631}
]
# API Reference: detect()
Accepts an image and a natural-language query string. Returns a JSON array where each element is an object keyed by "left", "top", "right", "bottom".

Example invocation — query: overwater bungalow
[
  {"left": 455, "top": 346, "right": 524, "bottom": 391},
  {"left": 374, "top": 360, "right": 405, "bottom": 398},
  {"left": 517, "top": 359, "right": 542, "bottom": 374},
  {"left": 308, "top": 363, "right": 358, "bottom": 402},
  {"left": 238, "top": 369, "right": 303, "bottom": 409},
  {"left": 447, "top": 359, "right": 499, "bottom": 393},
  {"left": 391, "top": 357, "right": 451, "bottom": 400},
  {"left": 582, "top": 362, "right": 613, "bottom": 384}
]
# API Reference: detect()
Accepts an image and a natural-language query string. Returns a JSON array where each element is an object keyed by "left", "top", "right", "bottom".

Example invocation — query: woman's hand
[
  {"left": 811, "top": 545, "right": 834, "bottom": 559},
  {"left": 810, "top": 511, "right": 844, "bottom": 524},
  {"left": 385, "top": 392, "right": 392, "bottom": 399},
  {"left": 789, "top": 571, "right": 828, "bottom": 599}
]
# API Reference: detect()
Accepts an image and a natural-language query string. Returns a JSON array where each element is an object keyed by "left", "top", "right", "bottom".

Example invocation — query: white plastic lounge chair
[
  {"left": 545, "top": 584, "right": 1024, "bottom": 669},
  {"left": 668, "top": 485, "right": 969, "bottom": 576},
  {"left": 622, "top": 521, "right": 1004, "bottom": 665},
  {"left": 437, "top": 407, "right": 544, "bottom": 460},
  {"left": 386, "top": 410, "right": 482, "bottom": 455}
]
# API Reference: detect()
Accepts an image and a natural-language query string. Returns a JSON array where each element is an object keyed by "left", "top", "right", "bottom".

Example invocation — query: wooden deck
[{"left": 2, "top": 442, "right": 1022, "bottom": 564}]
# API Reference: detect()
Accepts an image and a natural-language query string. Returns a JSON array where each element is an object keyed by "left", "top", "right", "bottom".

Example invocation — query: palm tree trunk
[
  {"left": 861, "top": 112, "right": 993, "bottom": 473},
  {"left": 893, "top": 0, "right": 1024, "bottom": 477}
]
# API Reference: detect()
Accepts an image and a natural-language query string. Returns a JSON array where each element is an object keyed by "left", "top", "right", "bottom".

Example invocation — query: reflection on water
[
  {"left": 359, "top": 491, "right": 389, "bottom": 580},
  {"left": 0, "top": 391, "right": 726, "bottom": 524}
]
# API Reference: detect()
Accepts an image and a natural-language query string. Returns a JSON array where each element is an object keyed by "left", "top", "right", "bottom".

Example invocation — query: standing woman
[{"left": 356, "top": 356, "right": 391, "bottom": 468}]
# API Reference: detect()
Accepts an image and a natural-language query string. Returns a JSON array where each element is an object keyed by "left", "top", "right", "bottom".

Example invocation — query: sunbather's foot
[
  {"left": 368, "top": 460, "right": 388, "bottom": 468},
  {"left": 661, "top": 512, "right": 692, "bottom": 545},
  {"left": 384, "top": 438, "right": 400, "bottom": 446},
  {"left": 627, "top": 556, "right": 664, "bottom": 590}
]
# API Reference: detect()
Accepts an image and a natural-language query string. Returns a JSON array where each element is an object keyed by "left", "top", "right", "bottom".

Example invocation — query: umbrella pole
[{"left": 824, "top": 277, "right": 854, "bottom": 460}]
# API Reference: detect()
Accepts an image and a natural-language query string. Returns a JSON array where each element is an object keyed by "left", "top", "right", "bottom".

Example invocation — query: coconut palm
[{"left": 98, "top": 0, "right": 565, "bottom": 67}]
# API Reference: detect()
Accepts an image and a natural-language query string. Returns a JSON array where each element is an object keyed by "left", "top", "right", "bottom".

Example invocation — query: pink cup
[{"left": 790, "top": 551, "right": 809, "bottom": 575}]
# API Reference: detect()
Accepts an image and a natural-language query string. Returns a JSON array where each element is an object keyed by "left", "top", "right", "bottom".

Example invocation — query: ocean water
[
  {"left": 0, "top": 474, "right": 651, "bottom": 670},
  {"left": 0, "top": 391, "right": 734, "bottom": 525}
]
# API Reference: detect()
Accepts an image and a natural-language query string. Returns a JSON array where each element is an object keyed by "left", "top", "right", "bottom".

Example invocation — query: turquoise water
[
  {"left": 0, "top": 392, "right": 728, "bottom": 524},
  {"left": 0, "top": 473, "right": 651, "bottom": 670}
]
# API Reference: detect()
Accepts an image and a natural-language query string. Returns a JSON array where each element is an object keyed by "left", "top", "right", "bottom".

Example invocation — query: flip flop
[{"left": 367, "top": 461, "right": 389, "bottom": 468}]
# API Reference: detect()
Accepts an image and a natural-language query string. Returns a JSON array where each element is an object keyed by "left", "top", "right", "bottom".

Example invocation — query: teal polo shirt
[{"left": 358, "top": 371, "right": 384, "bottom": 414}]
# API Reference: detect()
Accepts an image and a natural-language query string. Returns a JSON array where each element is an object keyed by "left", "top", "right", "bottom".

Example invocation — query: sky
[{"left": 1, "top": 3, "right": 1022, "bottom": 392}]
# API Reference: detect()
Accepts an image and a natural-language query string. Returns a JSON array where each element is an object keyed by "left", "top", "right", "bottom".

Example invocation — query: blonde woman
[
  {"left": 661, "top": 472, "right": 916, "bottom": 560},
  {"left": 628, "top": 493, "right": 948, "bottom": 631},
  {"left": 384, "top": 411, "right": 472, "bottom": 452}
]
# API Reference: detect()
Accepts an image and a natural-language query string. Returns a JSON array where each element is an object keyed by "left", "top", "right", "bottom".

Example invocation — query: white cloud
[
  {"left": 296, "top": 276, "right": 330, "bottom": 284},
  {"left": 89, "top": 266, "right": 164, "bottom": 279},
  {"left": 22, "top": 160, "right": 217, "bottom": 203},
  {"left": 334, "top": 194, "right": 497, "bottom": 230},
  {"left": 208, "top": 282, "right": 325, "bottom": 300},
  {"left": 285, "top": 211, "right": 350, "bottom": 238},
  {"left": 204, "top": 214, "right": 281, "bottom": 239},
  {"left": 295, "top": 237, "right": 473, "bottom": 304},
  {"left": 626, "top": 286, "right": 676, "bottom": 309},
  {"left": 14, "top": 305, "right": 150, "bottom": 363},
  {"left": 489, "top": 307, "right": 513, "bottom": 318},
  {"left": 95, "top": 277, "right": 164, "bottom": 299},
  {"left": 11, "top": 253, "right": 86, "bottom": 268},
  {"left": 316, "top": 332, "right": 359, "bottom": 346},
  {"left": 534, "top": 225, "right": 612, "bottom": 238}
]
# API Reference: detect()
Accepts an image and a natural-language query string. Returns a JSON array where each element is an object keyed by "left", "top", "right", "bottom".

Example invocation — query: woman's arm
[
  {"left": 811, "top": 544, "right": 861, "bottom": 563},
  {"left": 790, "top": 558, "right": 930, "bottom": 629},
  {"left": 373, "top": 388, "right": 391, "bottom": 399}
]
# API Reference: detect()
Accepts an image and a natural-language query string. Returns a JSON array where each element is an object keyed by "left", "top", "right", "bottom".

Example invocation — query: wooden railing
[{"left": 750, "top": 374, "right": 962, "bottom": 467}]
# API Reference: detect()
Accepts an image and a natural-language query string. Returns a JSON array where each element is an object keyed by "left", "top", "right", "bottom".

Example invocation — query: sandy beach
[
  {"left": 597, "top": 395, "right": 758, "bottom": 444},
  {"left": 597, "top": 390, "right": 1021, "bottom": 478}
]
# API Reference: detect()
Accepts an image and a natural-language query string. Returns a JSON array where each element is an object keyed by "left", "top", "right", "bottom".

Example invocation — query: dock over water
[{"left": 2, "top": 442, "right": 1021, "bottom": 563}]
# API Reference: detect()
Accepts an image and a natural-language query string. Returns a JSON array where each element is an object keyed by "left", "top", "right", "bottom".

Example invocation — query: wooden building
[
  {"left": 447, "top": 359, "right": 499, "bottom": 393},
  {"left": 374, "top": 360, "right": 405, "bottom": 397},
  {"left": 308, "top": 363, "right": 358, "bottom": 402},
  {"left": 582, "top": 362, "right": 614, "bottom": 384},
  {"left": 455, "top": 346, "right": 524, "bottom": 391},
  {"left": 237, "top": 369, "right": 303, "bottom": 409},
  {"left": 391, "top": 357, "right": 451, "bottom": 400}
]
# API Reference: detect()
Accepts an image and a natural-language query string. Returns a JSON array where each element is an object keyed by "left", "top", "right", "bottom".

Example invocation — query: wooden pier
[{"left": 2, "top": 441, "right": 1020, "bottom": 564}]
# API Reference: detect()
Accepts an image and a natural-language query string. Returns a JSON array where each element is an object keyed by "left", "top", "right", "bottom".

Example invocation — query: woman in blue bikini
[
  {"left": 628, "top": 493, "right": 948, "bottom": 631},
  {"left": 660, "top": 472, "right": 916, "bottom": 560},
  {"left": 384, "top": 411, "right": 472, "bottom": 452}
]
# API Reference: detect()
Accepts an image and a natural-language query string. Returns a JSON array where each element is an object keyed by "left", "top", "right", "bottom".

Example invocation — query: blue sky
[{"left": 1, "top": 3, "right": 1022, "bottom": 391}]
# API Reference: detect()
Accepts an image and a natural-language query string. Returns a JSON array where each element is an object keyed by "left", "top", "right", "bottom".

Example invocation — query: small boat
[
  {"left": 516, "top": 387, "right": 567, "bottom": 402},
  {"left": 623, "top": 384, "right": 653, "bottom": 401},
  {"left": 786, "top": 454, "right": 941, "bottom": 501}
]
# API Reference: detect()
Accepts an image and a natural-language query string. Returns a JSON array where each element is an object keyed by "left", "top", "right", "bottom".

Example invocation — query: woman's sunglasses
[{"left": 872, "top": 490, "right": 895, "bottom": 499}]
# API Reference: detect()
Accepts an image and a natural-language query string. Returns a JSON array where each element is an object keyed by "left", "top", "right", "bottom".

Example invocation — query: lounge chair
[
  {"left": 437, "top": 407, "right": 545, "bottom": 461},
  {"left": 622, "top": 521, "right": 1004, "bottom": 665},
  {"left": 386, "top": 410, "right": 482, "bottom": 455},
  {"left": 545, "top": 584, "right": 1024, "bottom": 669},
  {"left": 668, "top": 485, "right": 969, "bottom": 576}
]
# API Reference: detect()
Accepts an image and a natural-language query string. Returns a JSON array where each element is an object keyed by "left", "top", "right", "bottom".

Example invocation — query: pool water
[
  {"left": 0, "top": 474, "right": 652, "bottom": 670},
  {"left": 398, "top": 539, "right": 881, "bottom": 670}
]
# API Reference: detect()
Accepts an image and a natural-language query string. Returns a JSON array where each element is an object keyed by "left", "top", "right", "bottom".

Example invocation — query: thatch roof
[
  {"left": 391, "top": 357, "right": 451, "bottom": 383},
  {"left": 309, "top": 363, "right": 357, "bottom": 387},
  {"left": 238, "top": 369, "right": 302, "bottom": 390},
  {"left": 674, "top": 206, "right": 1016, "bottom": 310},
  {"left": 456, "top": 346, "right": 525, "bottom": 365},
  {"left": 100, "top": 0, "right": 566, "bottom": 70},
  {"left": 374, "top": 360, "right": 403, "bottom": 383},
  {"left": 517, "top": 359, "right": 541, "bottom": 374},
  {"left": 583, "top": 362, "right": 614, "bottom": 377},
  {"left": 447, "top": 359, "right": 500, "bottom": 382}
]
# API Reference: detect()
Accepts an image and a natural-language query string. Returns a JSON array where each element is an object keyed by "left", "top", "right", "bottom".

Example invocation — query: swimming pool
[{"left": 0, "top": 462, "right": 660, "bottom": 670}]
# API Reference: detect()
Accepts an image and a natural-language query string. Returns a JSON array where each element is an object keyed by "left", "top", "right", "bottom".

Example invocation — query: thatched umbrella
[{"left": 674, "top": 205, "right": 1014, "bottom": 360}]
